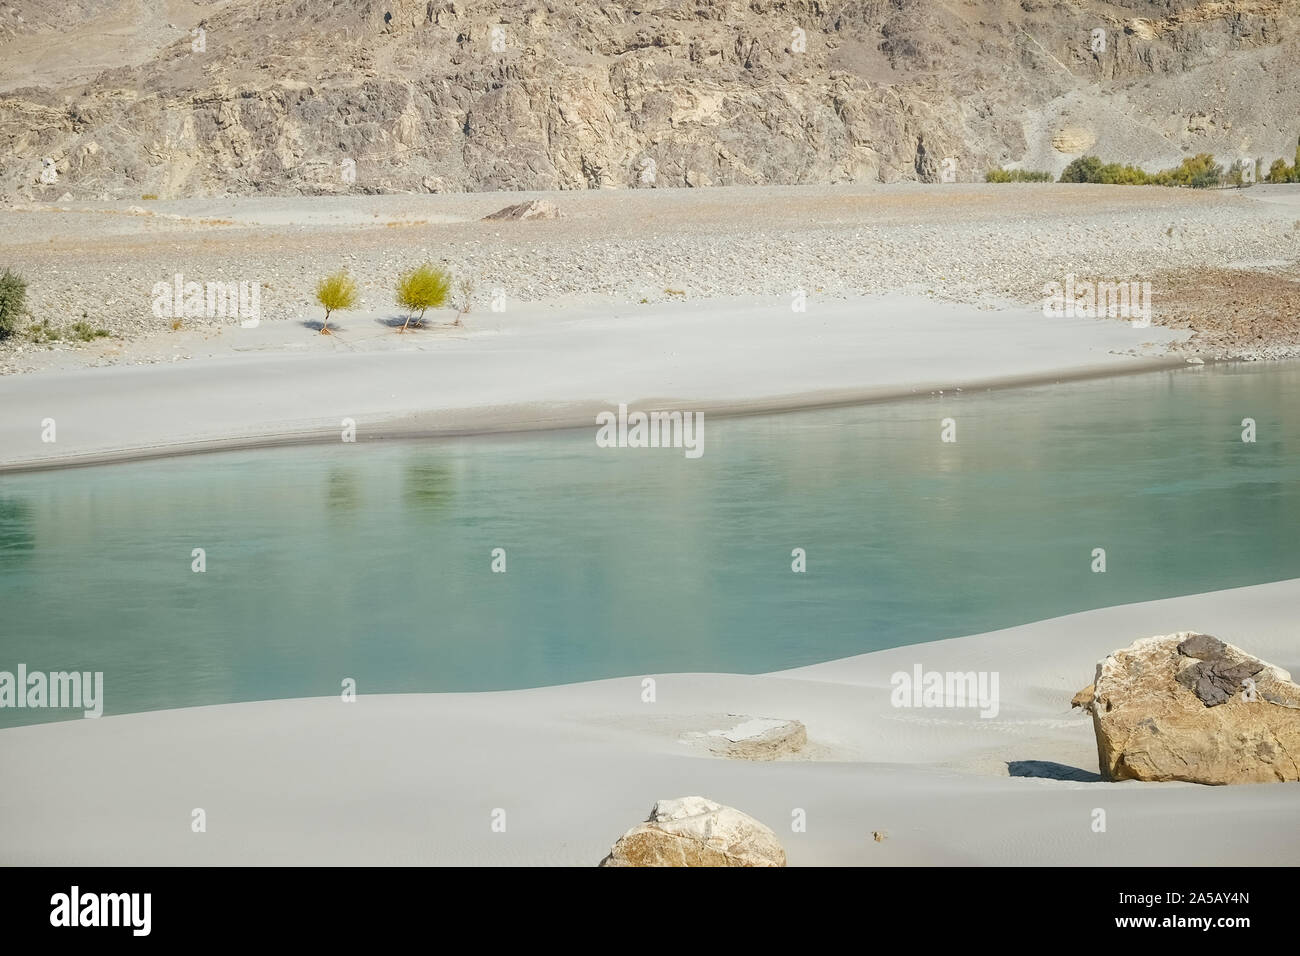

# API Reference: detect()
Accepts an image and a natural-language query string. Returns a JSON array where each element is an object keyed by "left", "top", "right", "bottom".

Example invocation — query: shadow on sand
[
  {"left": 1007, "top": 760, "right": 1102, "bottom": 782},
  {"left": 376, "top": 315, "right": 425, "bottom": 330}
]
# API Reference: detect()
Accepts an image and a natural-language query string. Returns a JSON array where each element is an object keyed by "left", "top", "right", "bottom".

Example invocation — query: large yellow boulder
[{"left": 1080, "top": 633, "right": 1300, "bottom": 785}]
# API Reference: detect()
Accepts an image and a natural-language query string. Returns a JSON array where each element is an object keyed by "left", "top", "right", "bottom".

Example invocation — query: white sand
[
  {"left": 0, "top": 293, "right": 1187, "bottom": 470},
  {"left": 1, "top": 579, "right": 1295, "bottom": 866}
]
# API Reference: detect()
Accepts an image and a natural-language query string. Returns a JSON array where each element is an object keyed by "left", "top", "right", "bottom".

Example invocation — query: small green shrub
[
  {"left": 985, "top": 167, "right": 1053, "bottom": 183},
  {"left": 24, "top": 318, "right": 58, "bottom": 344},
  {"left": 0, "top": 269, "right": 27, "bottom": 340},
  {"left": 394, "top": 262, "right": 451, "bottom": 333},
  {"left": 1059, "top": 156, "right": 1105, "bottom": 183},
  {"left": 68, "top": 321, "right": 110, "bottom": 341},
  {"left": 20, "top": 318, "right": 109, "bottom": 344},
  {"left": 314, "top": 270, "right": 360, "bottom": 334}
]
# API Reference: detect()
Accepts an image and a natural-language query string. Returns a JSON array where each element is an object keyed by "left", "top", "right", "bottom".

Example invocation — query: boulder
[
  {"left": 482, "top": 199, "right": 561, "bottom": 221},
  {"left": 599, "top": 796, "right": 786, "bottom": 867},
  {"left": 680, "top": 715, "right": 807, "bottom": 760},
  {"left": 1079, "top": 632, "right": 1300, "bottom": 785}
]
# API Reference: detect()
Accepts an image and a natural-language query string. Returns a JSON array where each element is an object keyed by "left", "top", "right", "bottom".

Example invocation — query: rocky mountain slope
[{"left": 1, "top": 0, "right": 1298, "bottom": 198}]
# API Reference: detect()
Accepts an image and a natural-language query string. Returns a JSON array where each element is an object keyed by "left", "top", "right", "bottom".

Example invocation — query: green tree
[
  {"left": 1181, "top": 153, "right": 1223, "bottom": 188},
  {"left": 1267, "top": 158, "right": 1293, "bottom": 183},
  {"left": 394, "top": 263, "right": 451, "bottom": 333},
  {"left": 0, "top": 269, "right": 27, "bottom": 340},
  {"left": 314, "top": 271, "right": 359, "bottom": 334},
  {"left": 1059, "top": 156, "right": 1103, "bottom": 183}
]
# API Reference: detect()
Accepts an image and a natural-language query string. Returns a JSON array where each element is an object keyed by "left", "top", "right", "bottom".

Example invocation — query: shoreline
[
  {"left": 3, "top": 578, "right": 1296, "bottom": 866},
  {"left": 0, "top": 351, "right": 1198, "bottom": 475},
  {"left": 0, "top": 293, "right": 1194, "bottom": 473}
]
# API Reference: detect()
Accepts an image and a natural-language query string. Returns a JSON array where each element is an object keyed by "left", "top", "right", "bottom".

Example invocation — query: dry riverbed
[{"left": 2, "top": 182, "right": 1299, "bottom": 376}]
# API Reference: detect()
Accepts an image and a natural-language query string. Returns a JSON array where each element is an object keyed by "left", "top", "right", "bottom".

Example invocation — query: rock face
[
  {"left": 3, "top": 0, "right": 1299, "bottom": 198},
  {"left": 482, "top": 199, "right": 560, "bottom": 221},
  {"left": 600, "top": 797, "right": 786, "bottom": 867},
  {"left": 1083, "top": 632, "right": 1300, "bottom": 785},
  {"left": 1051, "top": 127, "right": 1096, "bottom": 153}
]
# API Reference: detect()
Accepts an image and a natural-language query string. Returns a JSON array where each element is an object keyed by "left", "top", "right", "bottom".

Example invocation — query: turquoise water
[{"left": 1, "top": 362, "right": 1298, "bottom": 726}]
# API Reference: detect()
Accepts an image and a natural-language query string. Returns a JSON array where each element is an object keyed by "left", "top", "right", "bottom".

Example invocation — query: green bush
[
  {"left": 0, "top": 269, "right": 27, "bottom": 340},
  {"left": 1226, "top": 159, "right": 1252, "bottom": 188},
  {"left": 19, "top": 318, "right": 109, "bottom": 344},
  {"left": 1060, "top": 153, "right": 1223, "bottom": 187},
  {"left": 314, "top": 270, "right": 359, "bottom": 334},
  {"left": 1179, "top": 153, "right": 1224, "bottom": 188},
  {"left": 1059, "top": 155, "right": 1150, "bottom": 184},
  {"left": 25, "top": 318, "right": 57, "bottom": 343},
  {"left": 985, "top": 167, "right": 1053, "bottom": 183},
  {"left": 394, "top": 263, "right": 451, "bottom": 333},
  {"left": 67, "top": 321, "right": 110, "bottom": 341},
  {"left": 1059, "top": 156, "right": 1104, "bottom": 183},
  {"left": 1267, "top": 158, "right": 1294, "bottom": 183}
]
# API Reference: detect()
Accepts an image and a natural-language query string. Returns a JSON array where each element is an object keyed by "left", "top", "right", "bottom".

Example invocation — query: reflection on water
[
  {"left": 402, "top": 461, "right": 456, "bottom": 512},
  {"left": 0, "top": 497, "right": 34, "bottom": 562},
  {"left": 1, "top": 361, "right": 1298, "bottom": 725},
  {"left": 326, "top": 467, "right": 362, "bottom": 512}
]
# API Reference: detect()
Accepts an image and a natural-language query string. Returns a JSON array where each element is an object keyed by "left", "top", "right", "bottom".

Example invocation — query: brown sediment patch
[{"left": 1153, "top": 266, "right": 1300, "bottom": 357}]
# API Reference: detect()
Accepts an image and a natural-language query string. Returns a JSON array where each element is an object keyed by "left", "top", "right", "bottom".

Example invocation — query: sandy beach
[
  {"left": 0, "top": 292, "right": 1190, "bottom": 471},
  {"left": 1, "top": 578, "right": 1296, "bottom": 866}
]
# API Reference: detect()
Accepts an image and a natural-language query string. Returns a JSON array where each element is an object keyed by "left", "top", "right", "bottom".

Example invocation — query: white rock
[{"left": 600, "top": 797, "right": 787, "bottom": 867}]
